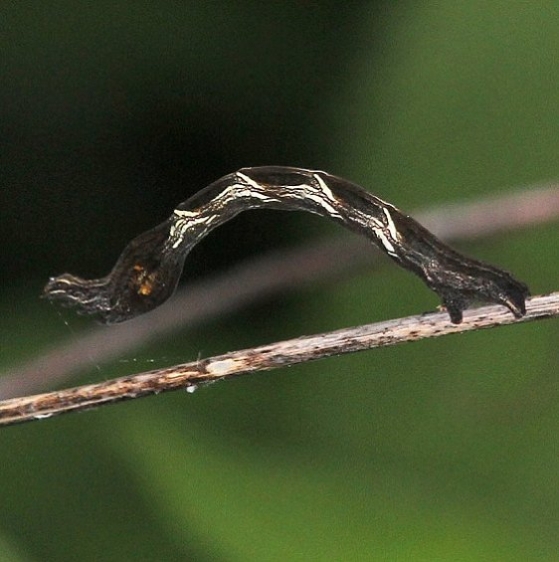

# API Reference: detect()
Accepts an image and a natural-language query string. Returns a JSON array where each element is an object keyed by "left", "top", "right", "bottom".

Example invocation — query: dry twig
[{"left": 0, "top": 292, "right": 557, "bottom": 427}]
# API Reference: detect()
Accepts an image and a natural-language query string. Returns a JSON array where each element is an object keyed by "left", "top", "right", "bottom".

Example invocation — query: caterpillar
[{"left": 44, "top": 166, "right": 529, "bottom": 324}]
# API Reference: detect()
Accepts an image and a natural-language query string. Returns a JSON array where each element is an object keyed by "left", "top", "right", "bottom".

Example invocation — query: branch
[
  {"left": 0, "top": 292, "right": 557, "bottom": 427},
  {"left": 1, "top": 181, "right": 558, "bottom": 399}
]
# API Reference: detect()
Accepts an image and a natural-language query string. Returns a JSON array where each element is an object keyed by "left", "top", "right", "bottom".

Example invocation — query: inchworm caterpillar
[{"left": 44, "top": 166, "right": 529, "bottom": 324}]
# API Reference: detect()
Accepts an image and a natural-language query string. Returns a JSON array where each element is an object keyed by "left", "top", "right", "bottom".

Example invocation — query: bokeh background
[{"left": 2, "top": 3, "right": 559, "bottom": 560}]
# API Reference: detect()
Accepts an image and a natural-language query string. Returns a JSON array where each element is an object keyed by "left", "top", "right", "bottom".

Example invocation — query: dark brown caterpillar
[{"left": 44, "top": 166, "right": 529, "bottom": 324}]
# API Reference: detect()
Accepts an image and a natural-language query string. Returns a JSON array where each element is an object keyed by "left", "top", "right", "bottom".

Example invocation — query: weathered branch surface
[
  {"left": 1, "top": 181, "right": 558, "bottom": 399},
  {"left": 0, "top": 292, "right": 557, "bottom": 427}
]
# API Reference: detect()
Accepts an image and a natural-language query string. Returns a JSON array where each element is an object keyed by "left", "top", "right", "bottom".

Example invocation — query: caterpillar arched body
[{"left": 44, "top": 166, "right": 529, "bottom": 324}]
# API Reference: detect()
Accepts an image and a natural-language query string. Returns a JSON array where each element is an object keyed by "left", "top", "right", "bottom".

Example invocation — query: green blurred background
[{"left": 2, "top": 2, "right": 559, "bottom": 560}]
